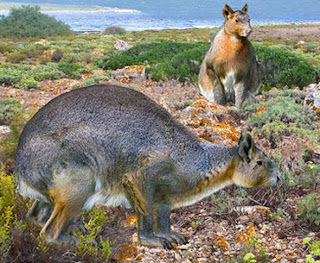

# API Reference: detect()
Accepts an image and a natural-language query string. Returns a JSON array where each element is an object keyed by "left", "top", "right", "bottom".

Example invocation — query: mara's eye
[
  {"left": 257, "top": 161, "right": 263, "bottom": 165},
  {"left": 235, "top": 19, "right": 239, "bottom": 23}
]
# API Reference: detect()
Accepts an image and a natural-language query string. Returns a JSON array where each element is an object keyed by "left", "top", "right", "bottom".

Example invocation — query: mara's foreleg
[
  {"left": 123, "top": 153, "right": 185, "bottom": 249},
  {"left": 154, "top": 202, "right": 187, "bottom": 245},
  {"left": 234, "top": 81, "right": 248, "bottom": 109},
  {"left": 198, "top": 61, "right": 226, "bottom": 105}
]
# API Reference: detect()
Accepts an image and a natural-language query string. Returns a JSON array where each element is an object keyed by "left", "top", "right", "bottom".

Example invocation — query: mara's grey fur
[{"left": 15, "top": 84, "right": 280, "bottom": 248}]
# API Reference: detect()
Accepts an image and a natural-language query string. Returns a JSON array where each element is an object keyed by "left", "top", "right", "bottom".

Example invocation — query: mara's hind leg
[
  {"left": 198, "top": 61, "right": 226, "bottom": 105},
  {"left": 27, "top": 200, "right": 53, "bottom": 226},
  {"left": 40, "top": 167, "right": 95, "bottom": 243}
]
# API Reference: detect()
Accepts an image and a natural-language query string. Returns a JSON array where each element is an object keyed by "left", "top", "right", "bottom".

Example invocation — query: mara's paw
[
  {"left": 139, "top": 235, "right": 174, "bottom": 249},
  {"left": 157, "top": 232, "right": 188, "bottom": 245}
]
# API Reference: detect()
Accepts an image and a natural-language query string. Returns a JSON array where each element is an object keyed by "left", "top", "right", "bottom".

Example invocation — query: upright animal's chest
[{"left": 212, "top": 34, "right": 250, "bottom": 80}]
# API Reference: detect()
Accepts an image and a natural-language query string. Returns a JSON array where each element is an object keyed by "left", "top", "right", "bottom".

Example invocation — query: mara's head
[
  {"left": 232, "top": 133, "right": 281, "bottom": 187},
  {"left": 222, "top": 3, "right": 252, "bottom": 38}
]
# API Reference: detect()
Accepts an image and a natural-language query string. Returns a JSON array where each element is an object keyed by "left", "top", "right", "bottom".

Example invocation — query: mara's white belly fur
[
  {"left": 84, "top": 191, "right": 131, "bottom": 210},
  {"left": 172, "top": 181, "right": 232, "bottom": 209},
  {"left": 221, "top": 69, "right": 236, "bottom": 98}
]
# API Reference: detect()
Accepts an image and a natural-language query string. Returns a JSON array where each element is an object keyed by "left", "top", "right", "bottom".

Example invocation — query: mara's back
[{"left": 16, "top": 85, "right": 201, "bottom": 188}]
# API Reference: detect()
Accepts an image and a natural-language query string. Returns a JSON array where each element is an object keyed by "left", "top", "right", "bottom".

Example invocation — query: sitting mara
[{"left": 198, "top": 3, "right": 260, "bottom": 108}]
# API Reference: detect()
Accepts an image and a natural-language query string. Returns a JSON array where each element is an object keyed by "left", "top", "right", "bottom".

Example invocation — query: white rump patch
[
  {"left": 84, "top": 192, "right": 131, "bottom": 211},
  {"left": 221, "top": 69, "right": 236, "bottom": 99},
  {"left": 18, "top": 178, "right": 48, "bottom": 202}
]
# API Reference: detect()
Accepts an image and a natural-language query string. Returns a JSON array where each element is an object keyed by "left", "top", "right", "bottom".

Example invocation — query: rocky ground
[
  {"left": 1, "top": 74, "right": 320, "bottom": 262},
  {"left": 1, "top": 24, "right": 320, "bottom": 263}
]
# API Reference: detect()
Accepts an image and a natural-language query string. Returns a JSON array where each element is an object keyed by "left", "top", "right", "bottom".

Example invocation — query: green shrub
[
  {"left": 75, "top": 206, "right": 112, "bottom": 261},
  {"left": 99, "top": 41, "right": 197, "bottom": 70},
  {"left": 0, "top": 5, "right": 72, "bottom": 37},
  {"left": 83, "top": 75, "right": 109, "bottom": 87},
  {"left": 14, "top": 75, "right": 40, "bottom": 89},
  {"left": 60, "top": 52, "right": 93, "bottom": 64},
  {"left": 5, "top": 51, "right": 27, "bottom": 63},
  {"left": 254, "top": 44, "right": 318, "bottom": 89},
  {"left": 0, "top": 111, "right": 31, "bottom": 165},
  {"left": 0, "top": 98, "right": 21, "bottom": 125},
  {"left": 0, "top": 167, "right": 18, "bottom": 260},
  {"left": 51, "top": 49, "right": 63, "bottom": 62},
  {"left": 104, "top": 26, "right": 126, "bottom": 35},
  {"left": 244, "top": 90, "right": 320, "bottom": 146},
  {"left": 150, "top": 43, "right": 207, "bottom": 82},
  {"left": 303, "top": 238, "right": 320, "bottom": 263},
  {"left": 100, "top": 41, "right": 318, "bottom": 87},
  {"left": 58, "top": 62, "right": 89, "bottom": 79},
  {"left": 0, "top": 42, "right": 15, "bottom": 53},
  {"left": 298, "top": 193, "right": 320, "bottom": 226},
  {"left": 34, "top": 63, "right": 66, "bottom": 80}
]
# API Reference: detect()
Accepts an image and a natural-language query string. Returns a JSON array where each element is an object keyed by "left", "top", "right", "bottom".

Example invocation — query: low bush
[
  {"left": 99, "top": 41, "right": 197, "bottom": 70},
  {"left": 298, "top": 193, "right": 320, "bottom": 227},
  {"left": 99, "top": 41, "right": 318, "bottom": 88},
  {"left": 0, "top": 5, "right": 72, "bottom": 37},
  {"left": 5, "top": 51, "right": 27, "bottom": 63},
  {"left": 58, "top": 62, "right": 89, "bottom": 79},
  {"left": 34, "top": 63, "right": 66, "bottom": 80},
  {"left": 0, "top": 42, "right": 15, "bottom": 53},
  {"left": 104, "top": 26, "right": 126, "bottom": 35},
  {"left": 0, "top": 99, "right": 21, "bottom": 125},
  {"left": 254, "top": 44, "right": 318, "bottom": 89},
  {"left": 244, "top": 89, "right": 320, "bottom": 147},
  {"left": 51, "top": 49, "right": 63, "bottom": 62},
  {"left": 82, "top": 75, "right": 109, "bottom": 87}
]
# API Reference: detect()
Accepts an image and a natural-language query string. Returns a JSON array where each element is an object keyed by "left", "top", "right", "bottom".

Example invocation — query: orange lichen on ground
[
  {"left": 116, "top": 243, "right": 138, "bottom": 261},
  {"left": 212, "top": 235, "right": 230, "bottom": 252},
  {"left": 234, "top": 224, "right": 256, "bottom": 245}
]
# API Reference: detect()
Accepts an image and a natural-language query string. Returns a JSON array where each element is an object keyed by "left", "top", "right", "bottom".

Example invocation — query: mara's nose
[{"left": 277, "top": 175, "right": 281, "bottom": 183}]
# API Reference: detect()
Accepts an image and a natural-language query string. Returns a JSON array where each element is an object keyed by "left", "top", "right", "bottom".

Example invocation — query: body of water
[{"left": 0, "top": 0, "right": 319, "bottom": 31}]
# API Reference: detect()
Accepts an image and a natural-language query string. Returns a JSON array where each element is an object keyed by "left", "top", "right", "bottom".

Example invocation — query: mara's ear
[
  {"left": 238, "top": 133, "right": 256, "bottom": 163},
  {"left": 223, "top": 4, "right": 234, "bottom": 19},
  {"left": 242, "top": 3, "right": 248, "bottom": 13}
]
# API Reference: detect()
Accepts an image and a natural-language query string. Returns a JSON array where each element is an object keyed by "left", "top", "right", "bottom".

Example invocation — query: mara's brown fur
[{"left": 198, "top": 3, "right": 260, "bottom": 108}]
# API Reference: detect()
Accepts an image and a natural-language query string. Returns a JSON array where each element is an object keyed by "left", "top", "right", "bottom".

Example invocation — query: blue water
[{"left": 1, "top": 0, "right": 320, "bottom": 31}]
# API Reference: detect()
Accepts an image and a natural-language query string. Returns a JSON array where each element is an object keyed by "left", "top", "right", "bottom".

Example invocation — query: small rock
[
  {"left": 196, "top": 258, "right": 208, "bottom": 263},
  {"left": 34, "top": 39, "right": 50, "bottom": 46},
  {"left": 114, "top": 40, "right": 131, "bottom": 50},
  {"left": 0, "top": 125, "right": 11, "bottom": 135},
  {"left": 237, "top": 215, "right": 249, "bottom": 223}
]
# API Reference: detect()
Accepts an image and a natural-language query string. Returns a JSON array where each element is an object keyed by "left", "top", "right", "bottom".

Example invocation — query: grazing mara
[{"left": 16, "top": 85, "right": 280, "bottom": 248}]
